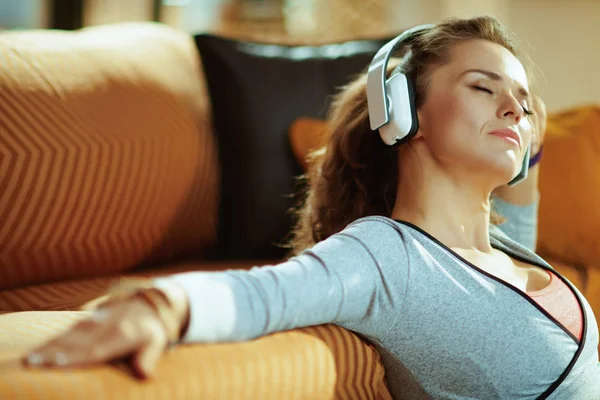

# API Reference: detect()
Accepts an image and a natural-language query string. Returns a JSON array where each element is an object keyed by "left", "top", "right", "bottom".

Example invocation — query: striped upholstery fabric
[
  {"left": 0, "top": 22, "right": 219, "bottom": 290},
  {"left": 0, "top": 317, "right": 391, "bottom": 400},
  {"left": 0, "top": 261, "right": 270, "bottom": 312},
  {"left": 0, "top": 261, "right": 393, "bottom": 400}
]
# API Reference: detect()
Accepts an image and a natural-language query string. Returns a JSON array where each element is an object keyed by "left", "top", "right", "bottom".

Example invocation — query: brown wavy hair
[{"left": 288, "top": 16, "right": 534, "bottom": 255}]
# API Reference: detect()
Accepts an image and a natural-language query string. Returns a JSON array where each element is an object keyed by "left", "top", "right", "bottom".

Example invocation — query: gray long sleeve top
[{"left": 154, "top": 194, "right": 600, "bottom": 399}]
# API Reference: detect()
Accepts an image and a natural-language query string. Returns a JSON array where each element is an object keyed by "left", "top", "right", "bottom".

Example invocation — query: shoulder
[
  {"left": 323, "top": 216, "right": 413, "bottom": 258},
  {"left": 347, "top": 215, "right": 403, "bottom": 232},
  {"left": 301, "top": 216, "right": 409, "bottom": 261},
  {"left": 297, "top": 216, "right": 413, "bottom": 292},
  {"left": 344, "top": 215, "right": 409, "bottom": 240}
]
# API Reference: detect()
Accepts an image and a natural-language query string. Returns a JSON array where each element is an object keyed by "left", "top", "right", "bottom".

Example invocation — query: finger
[
  {"left": 24, "top": 330, "right": 135, "bottom": 369},
  {"left": 24, "top": 309, "right": 139, "bottom": 368},
  {"left": 23, "top": 315, "right": 105, "bottom": 367},
  {"left": 131, "top": 323, "right": 168, "bottom": 380}
]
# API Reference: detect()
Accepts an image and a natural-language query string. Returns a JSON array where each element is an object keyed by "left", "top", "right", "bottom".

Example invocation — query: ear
[{"left": 412, "top": 109, "right": 425, "bottom": 140}]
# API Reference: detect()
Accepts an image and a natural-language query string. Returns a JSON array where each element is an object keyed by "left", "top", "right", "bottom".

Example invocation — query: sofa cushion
[
  {"left": 195, "top": 34, "right": 394, "bottom": 260},
  {"left": 537, "top": 105, "right": 600, "bottom": 267},
  {"left": 0, "top": 22, "right": 219, "bottom": 290},
  {"left": 0, "top": 313, "right": 391, "bottom": 400}
]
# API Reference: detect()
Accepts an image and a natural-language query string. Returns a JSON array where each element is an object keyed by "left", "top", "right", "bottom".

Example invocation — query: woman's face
[{"left": 416, "top": 39, "right": 533, "bottom": 185}]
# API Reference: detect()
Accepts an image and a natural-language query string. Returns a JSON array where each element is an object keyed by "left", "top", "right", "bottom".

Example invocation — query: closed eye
[
  {"left": 473, "top": 85, "right": 534, "bottom": 116},
  {"left": 473, "top": 85, "right": 493, "bottom": 95}
]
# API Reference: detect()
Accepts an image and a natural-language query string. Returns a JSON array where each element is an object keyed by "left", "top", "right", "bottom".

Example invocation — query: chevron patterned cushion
[{"left": 0, "top": 23, "right": 219, "bottom": 290}]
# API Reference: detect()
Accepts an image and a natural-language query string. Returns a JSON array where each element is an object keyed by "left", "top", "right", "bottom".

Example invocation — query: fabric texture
[
  {"left": 156, "top": 211, "right": 600, "bottom": 399},
  {"left": 0, "top": 22, "right": 219, "bottom": 290}
]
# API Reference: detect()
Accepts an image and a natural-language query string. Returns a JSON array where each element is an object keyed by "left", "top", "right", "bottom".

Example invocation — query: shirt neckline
[
  {"left": 391, "top": 218, "right": 549, "bottom": 272},
  {"left": 390, "top": 217, "right": 584, "bottom": 344},
  {"left": 387, "top": 217, "right": 588, "bottom": 397}
]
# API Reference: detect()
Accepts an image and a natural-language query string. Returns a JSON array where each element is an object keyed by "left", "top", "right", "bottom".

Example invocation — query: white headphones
[{"left": 366, "top": 24, "right": 530, "bottom": 186}]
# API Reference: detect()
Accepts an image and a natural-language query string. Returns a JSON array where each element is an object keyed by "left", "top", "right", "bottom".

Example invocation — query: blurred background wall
[{"left": 0, "top": 0, "right": 598, "bottom": 111}]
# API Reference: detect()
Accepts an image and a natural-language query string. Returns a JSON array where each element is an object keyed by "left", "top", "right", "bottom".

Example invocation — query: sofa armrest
[{"left": 0, "top": 311, "right": 391, "bottom": 400}]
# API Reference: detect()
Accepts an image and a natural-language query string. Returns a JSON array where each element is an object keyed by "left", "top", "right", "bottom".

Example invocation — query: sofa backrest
[{"left": 0, "top": 22, "right": 219, "bottom": 289}]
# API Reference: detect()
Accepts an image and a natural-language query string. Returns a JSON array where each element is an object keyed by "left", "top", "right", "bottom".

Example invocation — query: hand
[
  {"left": 22, "top": 296, "right": 170, "bottom": 379},
  {"left": 529, "top": 94, "right": 547, "bottom": 155}
]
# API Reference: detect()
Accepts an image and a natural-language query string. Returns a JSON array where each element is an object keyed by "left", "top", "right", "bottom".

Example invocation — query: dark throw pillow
[{"left": 195, "top": 34, "right": 394, "bottom": 260}]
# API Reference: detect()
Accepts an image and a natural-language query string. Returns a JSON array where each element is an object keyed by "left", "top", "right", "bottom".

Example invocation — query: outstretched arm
[
  {"left": 24, "top": 219, "right": 407, "bottom": 378},
  {"left": 154, "top": 219, "right": 408, "bottom": 344}
]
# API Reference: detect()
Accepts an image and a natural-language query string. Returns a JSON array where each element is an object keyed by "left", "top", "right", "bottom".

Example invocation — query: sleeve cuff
[{"left": 153, "top": 272, "right": 238, "bottom": 344}]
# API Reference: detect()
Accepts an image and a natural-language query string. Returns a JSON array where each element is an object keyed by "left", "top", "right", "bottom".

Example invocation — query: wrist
[
  {"left": 97, "top": 279, "right": 190, "bottom": 346},
  {"left": 528, "top": 144, "right": 543, "bottom": 168},
  {"left": 152, "top": 280, "right": 190, "bottom": 342}
]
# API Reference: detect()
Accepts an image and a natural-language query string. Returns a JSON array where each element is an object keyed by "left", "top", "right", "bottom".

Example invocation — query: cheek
[{"left": 426, "top": 90, "right": 484, "bottom": 142}]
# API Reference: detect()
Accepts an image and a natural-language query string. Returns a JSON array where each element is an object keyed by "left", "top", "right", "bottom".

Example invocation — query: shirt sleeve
[
  {"left": 152, "top": 218, "right": 409, "bottom": 344},
  {"left": 491, "top": 190, "right": 540, "bottom": 252}
]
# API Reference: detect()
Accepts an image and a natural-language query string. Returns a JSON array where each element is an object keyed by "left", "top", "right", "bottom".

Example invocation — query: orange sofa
[{"left": 0, "top": 22, "right": 598, "bottom": 400}]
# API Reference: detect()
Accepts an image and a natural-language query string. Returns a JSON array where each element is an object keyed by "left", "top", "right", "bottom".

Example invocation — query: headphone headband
[{"left": 367, "top": 24, "right": 435, "bottom": 131}]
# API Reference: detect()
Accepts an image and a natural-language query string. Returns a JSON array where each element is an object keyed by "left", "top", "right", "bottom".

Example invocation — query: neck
[{"left": 390, "top": 146, "right": 499, "bottom": 254}]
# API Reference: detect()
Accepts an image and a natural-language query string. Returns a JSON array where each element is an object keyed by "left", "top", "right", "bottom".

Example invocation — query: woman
[{"left": 23, "top": 16, "right": 599, "bottom": 399}]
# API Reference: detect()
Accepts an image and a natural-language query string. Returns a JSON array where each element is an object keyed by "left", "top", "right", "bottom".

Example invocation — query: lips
[{"left": 489, "top": 128, "right": 521, "bottom": 148}]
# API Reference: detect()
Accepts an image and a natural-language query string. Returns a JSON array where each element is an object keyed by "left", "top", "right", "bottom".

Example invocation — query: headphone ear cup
[
  {"left": 406, "top": 76, "right": 419, "bottom": 135},
  {"left": 379, "top": 73, "right": 420, "bottom": 145}
]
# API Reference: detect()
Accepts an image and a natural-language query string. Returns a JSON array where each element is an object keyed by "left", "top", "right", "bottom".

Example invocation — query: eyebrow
[{"left": 462, "top": 68, "right": 531, "bottom": 99}]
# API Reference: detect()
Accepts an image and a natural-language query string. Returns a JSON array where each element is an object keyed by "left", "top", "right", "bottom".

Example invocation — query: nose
[{"left": 498, "top": 95, "right": 524, "bottom": 124}]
